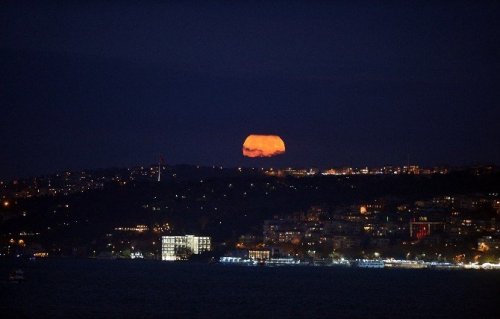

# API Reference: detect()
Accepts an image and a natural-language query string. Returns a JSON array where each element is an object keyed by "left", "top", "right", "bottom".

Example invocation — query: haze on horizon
[{"left": 1, "top": 1, "right": 500, "bottom": 179}]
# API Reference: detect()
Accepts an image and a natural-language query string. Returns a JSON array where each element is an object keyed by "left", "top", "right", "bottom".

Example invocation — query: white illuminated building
[{"left": 161, "top": 235, "right": 211, "bottom": 261}]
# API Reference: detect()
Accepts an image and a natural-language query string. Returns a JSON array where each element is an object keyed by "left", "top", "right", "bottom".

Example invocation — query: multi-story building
[
  {"left": 332, "top": 236, "right": 361, "bottom": 250},
  {"left": 264, "top": 219, "right": 302, "bottom": 244},
  {"left": 409, "top": 217, "right": 445, "bottom": 239},
  {"left": 248, "top": 249, "right": 271, "bottom": 260},
  {"left": 161, "top": 235, "right": 211, "bottom": 261}
]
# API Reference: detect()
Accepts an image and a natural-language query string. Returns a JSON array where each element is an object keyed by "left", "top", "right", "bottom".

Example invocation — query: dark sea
[{"left": 1, "top": 259, "right": 499, "bottom": 319}]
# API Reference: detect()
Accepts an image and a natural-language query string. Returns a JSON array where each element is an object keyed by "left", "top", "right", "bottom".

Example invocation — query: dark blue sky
[{"left": 1, "top": 1, "right": 499, "bottom": 179}]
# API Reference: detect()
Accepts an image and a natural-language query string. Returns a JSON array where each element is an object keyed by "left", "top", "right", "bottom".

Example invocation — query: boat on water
[
  {"left": 219, "top": 256, "right": 257, "bottom": 266},
  {"left": 384, "top": 259, "right": 426, "bottom": 269},
  {"left": 330, "top": 259, "right": 351, "bottom": 267},
  {"left": 219, "top": 256, "right": 302, "bottom": 266},
  {"left": 354, "top": 259, "right": 385, "bottom": 268},
  {"left": 265, "top": 258, "right": 301, "bottom": 266}
]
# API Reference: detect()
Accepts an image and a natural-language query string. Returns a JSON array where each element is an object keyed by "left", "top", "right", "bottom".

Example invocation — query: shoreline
[{"left": 2, "top": 256, "right": 500, "bottom": 272}]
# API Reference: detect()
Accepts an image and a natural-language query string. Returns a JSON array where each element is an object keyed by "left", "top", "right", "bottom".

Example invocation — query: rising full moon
[{"left": 242, "top": 134, "right": 286, "bottom": 158}]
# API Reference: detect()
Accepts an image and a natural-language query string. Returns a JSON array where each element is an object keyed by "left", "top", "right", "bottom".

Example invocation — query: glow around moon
[{"left": 242, "top": 134, "right": 286, "bottom": 158}]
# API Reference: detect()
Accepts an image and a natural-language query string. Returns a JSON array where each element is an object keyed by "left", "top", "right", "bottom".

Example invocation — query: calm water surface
[{"left": 1, "top": 259, "right": 499, "bottom": 318}]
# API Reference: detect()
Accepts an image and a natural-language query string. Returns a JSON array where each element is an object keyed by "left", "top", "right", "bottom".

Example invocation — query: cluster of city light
[
  {"left": 264, "top": 165, "right": 448, "bottom": 177},
  {"left": 462, "top": 262, "right": 500, "bottom": 270},
  {"left": 114, "top": 225, "right": 148, "bottom": 232},
  {"left": 220, "top": 256, "right": 300, "bottom": 265},
  {"left": 219, "top": 254, "right": 500, "bottom": 269},
  {"left": 19, "top": 232, "right": 40, "bottom": 236}
]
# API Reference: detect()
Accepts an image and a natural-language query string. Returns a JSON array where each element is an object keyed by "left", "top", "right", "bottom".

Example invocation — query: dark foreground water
[{"left": 1, "top": 259, "right": 499, "bottom": 318}]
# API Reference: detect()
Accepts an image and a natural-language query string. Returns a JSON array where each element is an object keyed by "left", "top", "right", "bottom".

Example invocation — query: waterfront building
[
  {"left": 248, "top": 249, "right": 271, "bottom": 260},
  {"left": 161, "top": 235, "right": 211, "bottom": 261}
]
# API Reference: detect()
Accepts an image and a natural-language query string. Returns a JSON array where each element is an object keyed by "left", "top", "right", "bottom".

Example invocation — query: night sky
[{"left": 1, "top": 1, "right": 499, "bottom": 179}]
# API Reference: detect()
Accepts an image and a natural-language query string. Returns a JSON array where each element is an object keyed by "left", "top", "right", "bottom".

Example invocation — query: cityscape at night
[
  {"left": 1, "top": 1, "right": 500, "bottom": 318},
  {"left": 1, "top": 163, "right": 499, "bottom": 267}
]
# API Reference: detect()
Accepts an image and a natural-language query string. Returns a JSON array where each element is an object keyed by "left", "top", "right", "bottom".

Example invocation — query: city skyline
[
  {"left": 1, "top": 1, "right": 500, "bottom": 179},
  {"left": 0, "top": 161, "right": 480, "bottom": 182},
  {"left": 1, "top": 2, "right": 500, "bottom": 318}
]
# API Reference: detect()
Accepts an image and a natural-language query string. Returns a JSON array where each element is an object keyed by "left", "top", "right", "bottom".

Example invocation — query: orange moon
[{"left": 242, "top": 134, "right": 286, "bottom": 157}]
